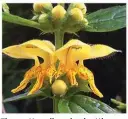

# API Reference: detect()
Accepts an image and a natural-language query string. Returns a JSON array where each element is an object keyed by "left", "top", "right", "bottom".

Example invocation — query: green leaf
[
  {"left": 85, "top": 5, "right": 126, "bottom": 32},
  {"left": 3, "top": 90, "right": 44, "bottom": 103},
  {"left": 2, "top": 12, "right": 42, "bottom": 31},
  {"left": 58, "top": 95, "right": 118, "bottom": 113}
]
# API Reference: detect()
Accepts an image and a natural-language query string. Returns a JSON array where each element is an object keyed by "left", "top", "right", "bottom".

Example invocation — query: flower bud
[
  {"left": 83, "top": 18, "right": 88, "bottom": 26},
  {"left": 38, "top": 13, "right": 53, "bottom": 32},
  {"left": 51, "top": 80, "right": 67, "bottom": 96},
  {"left": 52, "top": 5, "right": 66, "bottom": 21},
  {"left": 38, "top": 13, "right": 48, "bottom": 23},
  {"left": 33, "top": 3, "right": 53, "bottom": 13},
  {"left": 70, "top": 8, "right": 84, "bottom": 21},
  {"left": 62, "top": 8, "right": 85, "bottom": 33},
  {"left": 73, "top": 3, "right": 87, "bottom": 14}
]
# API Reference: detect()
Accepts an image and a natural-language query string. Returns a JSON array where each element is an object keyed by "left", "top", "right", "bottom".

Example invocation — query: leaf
[
  {"left": 2, "top": 12, "right": 42, "bottom": 31},
  {"left": 58, "top": 95, "right": 118, "bottom": 113},
  {"left": 3, "top": 90, "right": 44, "bottom": 103},
  {"left": 85, "top": 5, "right": 126, "bottom": 32}
]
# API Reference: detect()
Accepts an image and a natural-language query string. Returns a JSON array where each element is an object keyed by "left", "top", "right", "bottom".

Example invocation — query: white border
[
  {"left": 0, "top": 0, "right": 127, "bottom": 118},
  {"left": 1, "top": 0, "right": 128, "bottom": 3}
]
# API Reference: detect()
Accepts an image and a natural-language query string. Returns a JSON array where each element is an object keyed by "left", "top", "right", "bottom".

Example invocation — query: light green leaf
[
  {"left": 58, "top": 95, "right": 118, "bottom": 113},
  {"left": 85, "top": 5, "right": 126, "bottom": 32}
]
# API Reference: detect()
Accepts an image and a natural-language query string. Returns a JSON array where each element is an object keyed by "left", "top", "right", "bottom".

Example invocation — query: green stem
[
  {"left": 53, "top": 98, "right": 59, "bottom": 113},
  {"left": 55, "top": 30, "right": 64, "bottom": 49},
  {"left": 36, "top": 98, "right": 42, "bottom": 113},
  {"left": 53, "top": 30, "right": 64, "bottom": 113},
  {"left": 2, "top": 12, "right": 42, "bottom": 31}
]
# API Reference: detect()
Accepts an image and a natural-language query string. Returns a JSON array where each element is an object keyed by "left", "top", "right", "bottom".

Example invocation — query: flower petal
[
  {"left": 55, "top": 39, "right": 85, "bottom": 64},
  {"left": 2, "top": 45, "right": 35, "bottom": 59},
  {"left": 43, "top": 40, "right": 55, "bottom": 51},
  {"left": 3, "top": 39, "right": 55, "bottom": 66},
  {"left": 56, "top": 39, "right": 121, "bottom": 63},
  {"left": 11, "top": 65, "right": 37, "bottom": 93},
  {"left": 21, "top": 39, "right": 55, "bottom": 54},
  {"left": 28, "top": 72, "right": 45, "bottom": 95},
  {"left": 46, "top": 65, "right": 56, "bottom": 83},
  {"left": 78, "top": 64, "right": 103, "bottom": 98},
  {"left": 67, "top": 69, "right": 78, "bottom": 86},
  {"left": 11, "top": 81, "right": 29, "bottom": 93}
]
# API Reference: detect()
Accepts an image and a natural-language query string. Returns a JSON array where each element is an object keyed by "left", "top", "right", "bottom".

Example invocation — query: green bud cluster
[{"left": 32, "top": 3, "right": 88, "bottom": 33}]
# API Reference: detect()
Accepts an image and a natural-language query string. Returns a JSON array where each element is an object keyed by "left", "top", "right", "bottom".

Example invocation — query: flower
[
  {"left": 55, "top": 39, "right": 121, "bottom": 98},
  {"left": 2, "top": 39, "right": 56, "bottom": 95},
  {"left": 3, "top": 39, "right": 121, "bottom": 97}
]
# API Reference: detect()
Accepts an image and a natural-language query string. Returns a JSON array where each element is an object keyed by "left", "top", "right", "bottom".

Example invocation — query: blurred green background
[{"left": 2, "top": 3, "right": 126, "bottom": 113}]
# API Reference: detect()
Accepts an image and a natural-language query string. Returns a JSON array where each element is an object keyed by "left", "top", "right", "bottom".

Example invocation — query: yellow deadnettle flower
[
  {"left": 55, "top": 39, "right": 121, "bottom": 98},
  {"left": 2, "top": 39, "right": 56, "bottom": 95}
]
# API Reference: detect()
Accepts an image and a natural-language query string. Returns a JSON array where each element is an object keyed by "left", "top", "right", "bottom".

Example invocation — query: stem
[
  {"left": 2, "top": 12, "right": 42, "bottom": 31},
  {"left": 53, "top": 98, "right": 59, "bottom": 113},
  {"left": 55, "top": 30, "right": 64, "bottom": 49},
  {"left": 53, "top": 30, "right": 64, "bottom": 113},
  {"left": 36, "top": 98, "right": 42, "bottom": 113}
]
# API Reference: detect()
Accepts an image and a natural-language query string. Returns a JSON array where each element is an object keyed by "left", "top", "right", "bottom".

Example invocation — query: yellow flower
[
  {"left": 55, "top": 39, "right": 121, "bottom": 98},
  {"left": 2, "top": 39, "right": 56, "bottom": 95}
]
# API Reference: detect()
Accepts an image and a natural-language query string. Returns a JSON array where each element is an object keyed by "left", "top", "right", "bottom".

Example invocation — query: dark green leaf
[
  {"left": 58, "top": 95, "right": 118, "bottom": 113},
  {"left": 3, "top": 90, "right": 44, "bottom": 103},
  {"left": 85, "top": 5, "right": 126, "bottom": 32}
]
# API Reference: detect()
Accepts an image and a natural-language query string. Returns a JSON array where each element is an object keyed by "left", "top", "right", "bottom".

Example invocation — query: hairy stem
[
  {"left": 55, "top": 30, "right": 64, "bottom": 49},
  {"left": 53, "top": 98, "right": 60, "bottom": 113},
  {"left": 2, "top": 12, "right": 42, "bottom": 31},
  {"left": 53, "top": 30, "right": 64, "bottom": 113}
]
